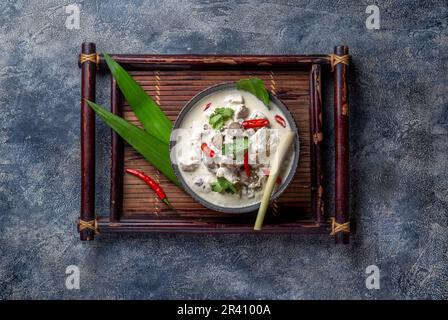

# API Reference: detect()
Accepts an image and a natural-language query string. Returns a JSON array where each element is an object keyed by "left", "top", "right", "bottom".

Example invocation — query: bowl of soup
[{"left": 170, "top": 83, "right": 300, "bottom": 213}]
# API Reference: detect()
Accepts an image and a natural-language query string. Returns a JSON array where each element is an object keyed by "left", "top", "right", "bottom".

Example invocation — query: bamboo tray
[{"left": 78, "top": 42, "right": 350, "bottom": 243}]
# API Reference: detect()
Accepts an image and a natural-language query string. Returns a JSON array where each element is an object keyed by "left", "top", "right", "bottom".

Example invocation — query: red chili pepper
[
  {"left": 275, "top": 115, "right": 286, "bottom": 128},
  {"left": 125, "top": 169, "right": 174, "bottom": 210},
  {"left": 244, "top": 150, "right": 250, "bottom": 177},
  {"left": 203, "top": 102, "right": 212, "bottom": 111},
  {"left": 261, "top": 168, "right": 282, "bottom": 184},
  {"left": 241, "top": 118, "right": 270, "bottom": 129},
  {"left": 201, "top": 142, "right": 215, "bottom": 157}
]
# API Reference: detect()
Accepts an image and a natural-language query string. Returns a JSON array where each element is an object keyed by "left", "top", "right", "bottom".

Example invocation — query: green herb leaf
[
  {"left": 210, "top": 177, "right": 237, "bottom": 194},
  {"left": 209, "top": 114, "right": 222, "bottom": 127},
  {"left": 215, "top": 107, "right": 234, "bottom": 118},
  {"left": 210, "top": 181, "right": 224, "bottom": 193},
  {"left": 236, "top": 78, "right": 270, "bottom": 109},
  {"left": 227, "top": 181, "right": 237, "bottom": 193},
  {"left": 208, "top": 107, "right": 234, "bottom": 130},
  {"left": 103, "top": 53, "right": 172, "bottom": 144},
  {"left": 215, "top": 119, "right": 225, "bottom": 130},
  {"left": 86, "top": 100, "right": 179, "bottom": 186}
]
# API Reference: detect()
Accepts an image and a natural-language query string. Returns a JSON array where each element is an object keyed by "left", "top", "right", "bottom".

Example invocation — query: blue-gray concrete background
[{"left": 0, "top": 0, "right": 447, "bottom": 299}]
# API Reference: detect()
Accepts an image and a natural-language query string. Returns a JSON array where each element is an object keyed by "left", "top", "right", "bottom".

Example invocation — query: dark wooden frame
[{"left": 78, "top": 42, "right": 350, "bottom": 243}]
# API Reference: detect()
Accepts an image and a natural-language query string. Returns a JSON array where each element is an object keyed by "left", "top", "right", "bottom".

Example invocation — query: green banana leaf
[
  {"left": 236, "top": 78, "right": 270, "bottom": 109},
  {"left": 103, "top": 53, "right": 172, "bottom": 144},
  {"left": 86, "top": 100, "right": 179, "bottom": 186}
]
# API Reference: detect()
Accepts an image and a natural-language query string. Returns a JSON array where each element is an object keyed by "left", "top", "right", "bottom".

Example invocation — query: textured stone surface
[{"left": 0, "top": 0, "right": 447, "bottom": 299}]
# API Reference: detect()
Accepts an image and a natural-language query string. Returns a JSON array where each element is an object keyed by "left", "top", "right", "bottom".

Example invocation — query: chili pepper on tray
[
  {"left": 201, "top": 142, "right": 215, "bottom": 157},
  {"left": 244, "top": 150, "right": 250, "bottom": 177},
  {"left": 274, "top": 115, "right": 286, "bottom": 128},
  {"left": 241, "top": 118, "right": 270, "bottom": 129},
  {"left": 125, "top": 169, "right": 175, "bottom": 210}
]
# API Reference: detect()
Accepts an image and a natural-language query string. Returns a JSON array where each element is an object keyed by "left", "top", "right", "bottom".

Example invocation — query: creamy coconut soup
[{"left": 172, "top": 88, "right": 296, "bottom": 208}]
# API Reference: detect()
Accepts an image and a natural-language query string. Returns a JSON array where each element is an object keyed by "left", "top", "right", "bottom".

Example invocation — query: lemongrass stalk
[{"left": 254, "top": 131, "right": 294, "bottom": 230}]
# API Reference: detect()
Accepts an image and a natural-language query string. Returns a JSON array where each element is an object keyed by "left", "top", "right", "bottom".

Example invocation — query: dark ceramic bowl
[{"left": 170, "top": 83, "right": 300, "bottom": 213}]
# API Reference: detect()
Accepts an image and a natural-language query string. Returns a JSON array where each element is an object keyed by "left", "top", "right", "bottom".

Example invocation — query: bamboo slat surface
[{"left": 121, "top": 70, "right": 311, "bottom": 220}]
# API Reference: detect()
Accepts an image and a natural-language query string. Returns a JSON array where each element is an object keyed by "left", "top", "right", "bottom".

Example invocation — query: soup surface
[{"left": 172, "top": 88, "right": 296, "bottom": 208}]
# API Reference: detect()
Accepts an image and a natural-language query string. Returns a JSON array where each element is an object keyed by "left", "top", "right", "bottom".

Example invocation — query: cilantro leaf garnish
[
  {"left": 210, "top": 177, "right": 237, "bottom": 194},
  {"left": 209, "top": 107, "right": 234, "bottom": 130}
]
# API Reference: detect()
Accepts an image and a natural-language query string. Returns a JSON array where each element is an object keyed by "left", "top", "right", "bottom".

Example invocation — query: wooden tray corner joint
[{"left": 78, "top": 42, "right": 351, "bottom": 243}]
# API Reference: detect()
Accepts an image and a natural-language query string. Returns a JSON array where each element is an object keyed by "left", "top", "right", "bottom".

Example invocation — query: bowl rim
[{"left": 169, "top": 82, "right": 300, "bottom": 214}]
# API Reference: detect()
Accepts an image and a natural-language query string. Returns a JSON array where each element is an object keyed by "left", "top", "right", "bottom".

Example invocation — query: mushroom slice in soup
[{"left": 235, "top": 104, "right": 249, "bottom": 119}]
